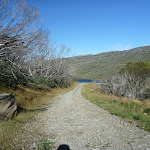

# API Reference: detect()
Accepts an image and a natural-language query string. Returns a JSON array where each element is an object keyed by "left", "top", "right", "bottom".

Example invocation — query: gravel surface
[{"left": 20, "top": 84, "right": 150, "bottom": 150}]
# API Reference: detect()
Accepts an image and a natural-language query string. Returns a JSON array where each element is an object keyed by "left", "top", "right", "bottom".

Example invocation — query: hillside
[{"left": 67, "top": 46, "right": 150, "bottom": 80}]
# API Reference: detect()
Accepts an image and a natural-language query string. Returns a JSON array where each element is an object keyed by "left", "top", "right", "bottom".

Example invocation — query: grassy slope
[
  {"left": 0, "top": 83, "right": 79, "bottom": 149},
  {"left": 82, "top": 83, "right": 150, "bottom": 132},
  {"left": 67, "top": 46, "right": 150, "bottom": 80}
]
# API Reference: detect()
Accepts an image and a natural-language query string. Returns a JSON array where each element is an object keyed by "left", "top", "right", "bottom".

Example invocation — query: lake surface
[
  {"left": 77, "top": 79, "right": 100, "bottom": 83},
  {"left": 77, "top": 79, "right": 93, "bottom": 83}
]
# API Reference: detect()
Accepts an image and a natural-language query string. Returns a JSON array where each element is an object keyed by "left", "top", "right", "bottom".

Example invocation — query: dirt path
[
  {"left": 21, "top": 84, "right": 150, "bottom": 150},
  {"left": 32, "top": 83, "right": 149, "bottom": 150}
]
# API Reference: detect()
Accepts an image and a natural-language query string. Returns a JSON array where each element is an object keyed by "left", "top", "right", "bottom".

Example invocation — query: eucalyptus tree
[
  {"left": 0, "top": 0, "right": 50, "bottom": 82},
  {"left": 0, "top": 0, "right": 74, "bottom": 87}
]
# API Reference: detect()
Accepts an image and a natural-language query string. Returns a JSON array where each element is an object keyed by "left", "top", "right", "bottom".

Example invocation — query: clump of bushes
[
  {"left": 27, "top": 82, "right": 51, "bottom": 91},
  {"left": 0, "top": 61, "right": 28, "bottom": 89},
  {"left": 144, "top": 108, "right": 150, "bottom": 115},
  {"left": 101, "top": 62, "right": 150, "bottom": 100}
]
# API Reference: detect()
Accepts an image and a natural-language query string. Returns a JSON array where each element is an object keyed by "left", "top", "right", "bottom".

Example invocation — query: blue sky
[{"left": 27, "top": 0, "right": 150, "bottom": 55}]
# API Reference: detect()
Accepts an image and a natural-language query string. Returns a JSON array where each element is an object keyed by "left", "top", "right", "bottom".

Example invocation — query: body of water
[
  {"left": 77, "top": 79, "right": 93, "bottom": 83},
  {"left": 77, "top": 79, "right": 100, "bottom": 84}
]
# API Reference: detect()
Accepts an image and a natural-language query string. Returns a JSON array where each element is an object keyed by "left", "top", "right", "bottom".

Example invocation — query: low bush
[
  {"left": 47, "top": 80, "right": 57, "bottom": 88},
  {"left": 100, "top": 62, "right": 150, "bottom": 100},
  {"left": 144, "top": 108, "right": 150, "bottom": 115},
  {"left": 0, "top": 63, "right": 28, "bottom": 89},
  {"left": 27, "top": 82, "right": 51, "bottom": 91}
]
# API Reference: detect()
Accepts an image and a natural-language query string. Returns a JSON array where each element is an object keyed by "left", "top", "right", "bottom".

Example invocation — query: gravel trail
[{"left": 34, "top": 84, "right": 150, "bottom": 150}]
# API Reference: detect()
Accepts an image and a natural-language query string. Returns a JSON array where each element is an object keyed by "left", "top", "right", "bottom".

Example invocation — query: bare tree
[
  {"left": 0, "top": 0, "right": 74, "bottom": 87},
  {"left": 0, "top": 0, "right": 50, "bottom": 82},
  {"left": 26, "top": 44, "right": 74, "bottom": 86}
]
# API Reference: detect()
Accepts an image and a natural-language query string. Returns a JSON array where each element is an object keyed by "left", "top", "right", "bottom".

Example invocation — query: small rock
[{"left": 137, "top": 145, "right": 142, "bottom": 148}]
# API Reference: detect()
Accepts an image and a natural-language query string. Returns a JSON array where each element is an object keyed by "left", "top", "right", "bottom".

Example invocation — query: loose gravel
[{"left": 17, "top": 84, "right": 150, "bottom": 150}]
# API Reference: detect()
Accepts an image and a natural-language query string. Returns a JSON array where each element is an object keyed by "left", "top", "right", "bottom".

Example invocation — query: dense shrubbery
[
  {"left": 0, "top": 61, "right": 28, "bottom": 89},
  {"left": 101, "top": 62, "right": 150, "bottom": 100},
  {"left": 27, "top": 82, "right": 51, "bottom": 91}
]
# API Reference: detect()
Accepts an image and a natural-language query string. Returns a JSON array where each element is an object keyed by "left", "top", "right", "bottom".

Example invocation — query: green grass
[
  {"left": 37, "top": 140, "right": 55, "bottom": 150},
  {"left": 82, "top": 83, "right": 150, "bottom": 131}
]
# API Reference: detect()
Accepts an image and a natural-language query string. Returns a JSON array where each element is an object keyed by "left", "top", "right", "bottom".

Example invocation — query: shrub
[
  {"left": 100, "top": 62, "right": 150, "bottom": 100},
  {"left": 32, "top": 75, "right": 47, "bottom": 85},
  {"left": 0, "top": 62, "right": 28, "bottom": 89},
  {"left": 27, "top": 82, "right": 51, "bottom": 91},
  {"left": 144, "top": 108, "right": 150, "bottom": 115},
  {"left": 31, "top": 76, "right": 57, "bottom": 89},
  {"left": 47, "top": 80, "right": 57, "bottom": 88},
  {"left": 120, "top": 62, "right": 150, "bottom": 80}
]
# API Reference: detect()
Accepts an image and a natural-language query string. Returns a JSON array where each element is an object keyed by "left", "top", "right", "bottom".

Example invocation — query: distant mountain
[{"left": 67, "top": 46, "right": 150, "bottom": 80}]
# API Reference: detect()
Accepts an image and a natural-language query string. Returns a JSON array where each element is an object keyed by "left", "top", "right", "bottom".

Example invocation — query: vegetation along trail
[{"left": 32, "top": 83, "right": 150, "bottom": 150}]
